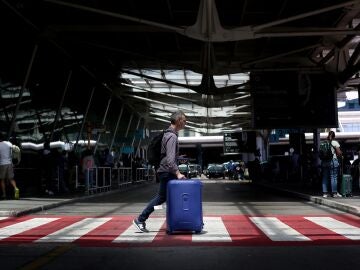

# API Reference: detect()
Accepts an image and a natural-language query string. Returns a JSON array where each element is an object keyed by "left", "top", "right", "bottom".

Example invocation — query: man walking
[
  {"left": 0, "top": 133, "right": 20, "bottom": 199},
  {"left": 133, "top": 110, "right": 187, "bottom": 232}
]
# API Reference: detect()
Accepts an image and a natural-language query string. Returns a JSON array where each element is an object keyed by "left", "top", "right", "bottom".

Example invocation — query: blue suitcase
[{"left": 166, "top": 179, "right": 203, "bottom": 234}]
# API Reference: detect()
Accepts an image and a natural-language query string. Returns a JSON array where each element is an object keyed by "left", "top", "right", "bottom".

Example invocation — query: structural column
[
  {"left": 120, "top": 113, "right": 134, "bottom": 154},
  {"left": 135, "top": 121, "right": 146, "bottom": 158},
  {"left": 8, "top": 44, "right": 38, "bottom": 139},
  {"left": 109, "top": 106, "right": 124, "bottom": 151},
  {"left": 131, "top": 118, "right": 141, "bottom": 149},
  {"left": 93, "top": 95, "right": 113, "bottom": 154},
  {"left": 49, "top": 70, "right": 73, "bottom": 141},
  {"left": 74, "top": 86, "right": 95, "bottom": 151},
  {"left": 313, "top": 128, "right": 321, "bottom": 167}
]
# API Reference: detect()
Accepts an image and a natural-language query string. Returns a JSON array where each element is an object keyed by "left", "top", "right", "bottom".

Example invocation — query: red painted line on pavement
[{"left": 0, "top": 214, "right": 359, "bottom": 247}]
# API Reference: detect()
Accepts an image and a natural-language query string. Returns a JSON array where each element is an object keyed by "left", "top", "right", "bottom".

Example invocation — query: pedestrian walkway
[
  {"left": 0, "top": 214, "right": 359, "bottom": 247},
  {"left": 0, "top": 190, "right": 122, "bottom": 217},
  {"left": 1, "top": 180, "right": 360, "bottom": 217},
  {"left": 256, "top": 181, "right": 360, "bottom": 217}
]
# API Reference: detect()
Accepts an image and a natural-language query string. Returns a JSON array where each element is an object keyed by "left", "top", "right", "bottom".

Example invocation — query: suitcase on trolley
[
  {"left": 340, "top": 159, "right": 352, "bottom": 197},
  {"left": 166, "top": 179, "right": 203, "bottom": 234},
  {"left": 341, "top": 174, "right": 353, "bottom": 197}
]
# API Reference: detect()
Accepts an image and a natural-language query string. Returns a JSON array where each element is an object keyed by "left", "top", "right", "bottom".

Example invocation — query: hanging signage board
[
  {"left": 122, "top": 146, "right": 134, "bottom": 154},
  {"left": 223, "top": 132, "right": 241, "bottom": 155}
]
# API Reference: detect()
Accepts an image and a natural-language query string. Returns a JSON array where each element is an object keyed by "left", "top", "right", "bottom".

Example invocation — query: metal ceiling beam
[
  {"left": 319, "top": 23, "right": 360, "bottom": 65},
  {"left": 165, "top": 0, "right": 182, "bottom": 52},
  {"left": 93, "top": 95, "right": 113, "bottom": 154},
  {"left": 110, "top": 106, "right": 124, "bottom": 150},
  {"left": 7, "top": 44, "right": 38, "bottom": 139},
  {"left": 120, "top": 82, "right": 201, "bottom": 105},
  {"left": 240, "top": 44, "right": 320, "bottom": 67},
  {"left": 48, "top": 24, "right": 168, "bottom": 32},
  {"left": 120, "top": 69, "right": 248, "bottom": 95},
  {"left": 148, "top": 112, "right": 231, "bottom": 128},
  {"left": 252, "top": 0, "right": 360, "bottom": 31},
  {"left": 148, "top": 116, "right": 208, "bottom": 134},
  {"left": 3, "top": 0, "right": 149, "bottom": 141},
  {"left": 74, "top": 86, "right": 95, "bottom": 151},
  {"left": 348, "top": 42, "right": 360, "bottom": 66},
  {"left": 45, "top": 0, "right": 360, "bottom": 43},
  {"left": 256, "top": 27, "right": 360, "bottom": 38},
  {"left": 45, "top": 0, "right": 185, "bottom": 33},
  {"left": 89, "top": 42, "right": 193, "bottom": 71},
  {"left": 338, "top": 59, "right": 360, "bottom": 84},
  {"left": 5, "top": 0, "right": 360, "bottom": 136},
  {"left": 123, "top": 94, "right": 197, "bottom": 113},
  {"left": 49, "top": 70, "right": 73, "bottom": 142}
]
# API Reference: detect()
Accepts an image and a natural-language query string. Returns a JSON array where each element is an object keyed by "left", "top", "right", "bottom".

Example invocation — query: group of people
[
  {"left": 225, "top": 160, "right": 247, "bottom": 180},
  {"left": 44, "top": 146, "right": 116, "bottom": 194}
]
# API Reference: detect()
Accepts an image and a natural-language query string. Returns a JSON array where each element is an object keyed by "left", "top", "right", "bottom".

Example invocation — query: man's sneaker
[
  {"left": 133, "top": 218, "right": 149, "bottom": 233},
  {"left": 332, "top": 192, "right": 342, "bottom": 198},
  {"left": 322, "top": 193, "right": 329, "bottom": 198},
  {"left": 14, "top": 188, "right": 19, "bottom": 200}
]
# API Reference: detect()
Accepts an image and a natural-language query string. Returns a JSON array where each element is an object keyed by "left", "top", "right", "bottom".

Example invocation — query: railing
[
  {"left": 15, "top": 165, "right": 155, "bottom": 196},
  {"left": 136, "top": 167, "right": 156, "bottom": 183},
  {"left": 85, "top": 167, "right": 112, "bottom": 194},
  {"left": 113, "top": 167, "right": 133, "bottom": 187},
  {"left": 70, "top": 165, "right": 79, "bottom": 190}
]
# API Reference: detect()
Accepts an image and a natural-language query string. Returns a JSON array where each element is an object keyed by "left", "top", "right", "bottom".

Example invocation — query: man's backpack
[
  {"left": 147, "top": 131, "right": 166, "bottom": 168},
  {"left": 147, "top": 130, "right": 176, "bottom": 168},
  {"left": 319, "top": 141, "right": 333, "bottom": 161}
]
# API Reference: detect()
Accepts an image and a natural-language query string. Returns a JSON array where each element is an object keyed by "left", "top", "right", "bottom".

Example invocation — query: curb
[
  {"left": 0, "top": 189, "right": 121, "bottom": 217},
  {"left": 257, "top": 183, "right": 360, "bottom": 217}
]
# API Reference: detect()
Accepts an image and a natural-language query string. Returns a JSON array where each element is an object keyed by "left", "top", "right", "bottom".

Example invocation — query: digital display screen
[{"left": 251, "top": 72, "right": 338, "bottom": 128}]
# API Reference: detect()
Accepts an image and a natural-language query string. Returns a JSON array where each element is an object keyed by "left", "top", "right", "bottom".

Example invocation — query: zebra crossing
[{"left": 0, "top": 215, "right": 359, "bottom": 246}]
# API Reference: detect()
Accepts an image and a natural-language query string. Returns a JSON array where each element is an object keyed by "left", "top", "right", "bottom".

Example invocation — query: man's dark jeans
[{"left": 138, "top": 172, "right": 176, "bottom": 222}]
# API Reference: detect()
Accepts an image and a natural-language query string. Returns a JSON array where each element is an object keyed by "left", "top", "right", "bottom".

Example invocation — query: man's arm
[
  {"left": 332, "top": 141, "right": 342, "bottom": 157},
  {"left": 165, "top": 135, "right": 185, "bottom": 179}
]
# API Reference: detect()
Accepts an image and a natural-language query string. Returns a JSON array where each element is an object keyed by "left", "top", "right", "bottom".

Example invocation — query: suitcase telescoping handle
[{"left": 340, "top": 156, "right": 344, "bottom": 176}]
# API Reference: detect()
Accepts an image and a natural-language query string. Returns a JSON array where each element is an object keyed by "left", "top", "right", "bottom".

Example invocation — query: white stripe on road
[
  {"left": 113, "top": 218, "right": 165, "bottom": 243},
  {"left": 305, "top": 217, "right": 360, "bottom": 240},
  {"left": 0, "top": 217, "right": 8, "bottom": 221},
  {"left": 0, "top": 218, "right": 59, "bottom": 240},
  {"left": 250, "top": 217, "right": 311, "bottom": 241},
  {"left": 36, "top": 218, "right": 111, "bottom": 243},
  {"left": 192, "top": 217, "right": 231, "bottom": 242}
]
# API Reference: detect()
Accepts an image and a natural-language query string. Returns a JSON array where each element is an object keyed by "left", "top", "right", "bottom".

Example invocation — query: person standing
[
  {"left": 81, "top": 149, "right": 96, "bottom": 190},
  {"left": 42, "top": 141, "right": 55, "bottom": 196},
  {"left": 0, "top": 133, "right": 20, "bottom": 199},
  {"left": 133, "top": 110, "right": 187, "bottom": 232},
  {"left": 321, "top": 131, "right": 342, "bottom": 198}
]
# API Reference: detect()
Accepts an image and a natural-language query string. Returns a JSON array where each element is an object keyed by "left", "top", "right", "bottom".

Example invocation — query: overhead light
[{"left": 228, "top": 112, "right": 251, "bottom": 116}]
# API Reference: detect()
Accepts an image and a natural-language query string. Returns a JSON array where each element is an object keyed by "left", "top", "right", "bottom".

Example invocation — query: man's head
[{"left": 170, "top": 110, "right": 186, "bottom": 131}]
